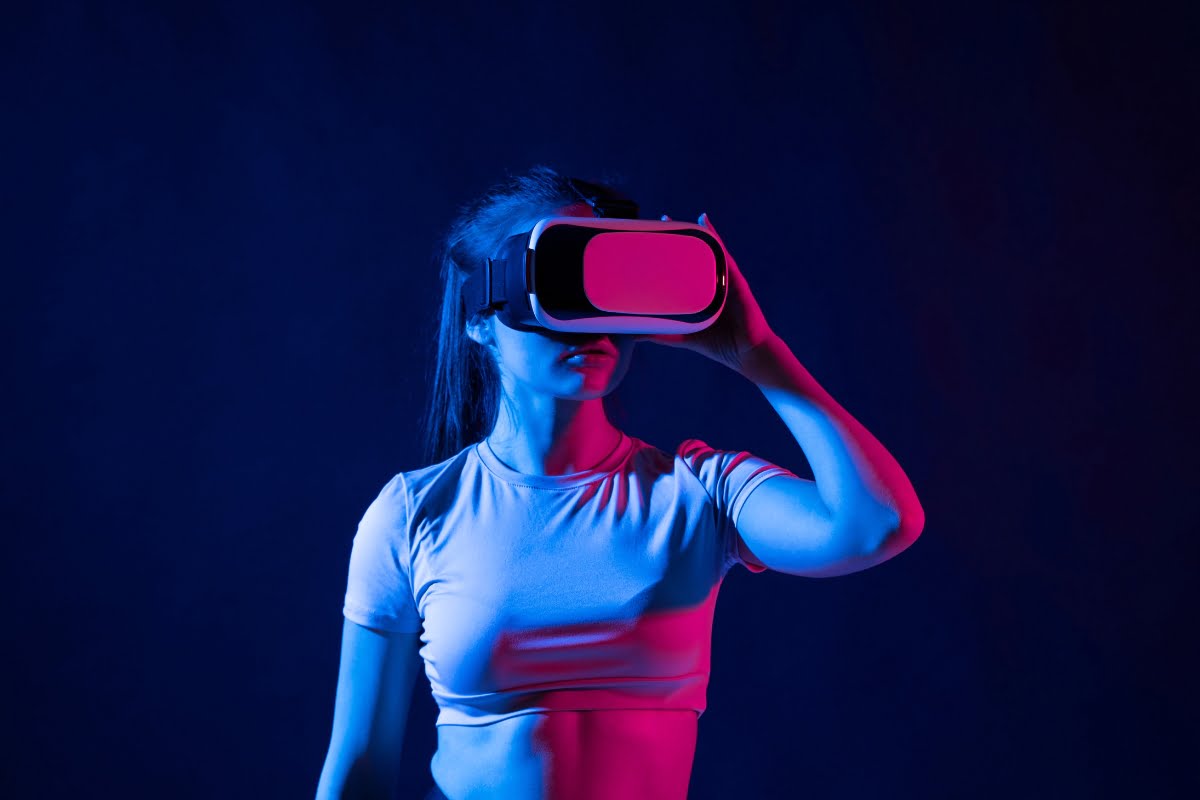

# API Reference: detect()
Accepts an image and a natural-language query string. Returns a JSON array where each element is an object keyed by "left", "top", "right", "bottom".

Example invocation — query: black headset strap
[
  {"left": 566, "top": 176, "right": 640, "bottom": 219},
  {"left": 463, "top": 257, "right": 508, "bottom": 316}
]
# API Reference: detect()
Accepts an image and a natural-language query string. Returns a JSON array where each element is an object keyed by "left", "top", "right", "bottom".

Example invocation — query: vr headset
[{"left": 461, "top": 177, "right": 728, "bottom": 334}]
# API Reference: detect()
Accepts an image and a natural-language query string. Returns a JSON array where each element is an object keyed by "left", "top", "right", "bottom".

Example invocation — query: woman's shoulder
[
  {"left": 623, "top": 434, "right": 720, "bottom": 475},
  {"left": 397, "top": 440, "right": 479, "bottom": 483},
  {"left": 382, "top": 441, "right": 484, "bottom": 516}
]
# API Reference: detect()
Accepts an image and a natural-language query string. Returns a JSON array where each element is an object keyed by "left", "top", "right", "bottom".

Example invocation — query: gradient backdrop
[{"left": 4, "top": 2, "right": 1197, "bottom": 798}]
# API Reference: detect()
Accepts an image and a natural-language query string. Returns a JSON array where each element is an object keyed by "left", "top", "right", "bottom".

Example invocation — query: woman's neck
[{"left": 486, "top": 400, "right": 623, "bottom": 477}]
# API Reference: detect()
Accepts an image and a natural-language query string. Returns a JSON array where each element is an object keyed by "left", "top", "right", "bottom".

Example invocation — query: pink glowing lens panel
[{"left": 581, "top": 232, "right": 716, "bottom": 314}]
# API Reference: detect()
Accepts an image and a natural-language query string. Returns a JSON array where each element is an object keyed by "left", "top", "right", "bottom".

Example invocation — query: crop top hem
[{"left": 433, "top": 685, "right": 708, "bottom": 727}]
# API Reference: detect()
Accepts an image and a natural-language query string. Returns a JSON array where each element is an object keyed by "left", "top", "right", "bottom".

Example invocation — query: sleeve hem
[
  {"left": 343, "top": 603, "right": 423, "bottom": 633},
  {"left": 726, "top": 469, "right": 795, "bottom": 573},
  {"left": 730, "top": 468, "right": 797, "bottom": 528}
]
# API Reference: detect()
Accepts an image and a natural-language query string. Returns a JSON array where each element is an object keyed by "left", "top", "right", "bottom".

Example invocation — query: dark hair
[{"left": 418, "top": 165, "right": 632, "bottom": 465}]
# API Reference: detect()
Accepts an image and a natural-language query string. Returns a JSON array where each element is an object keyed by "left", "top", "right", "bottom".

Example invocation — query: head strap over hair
[
  {"left": 565, "top": 177, "right": 640, "bottom": 220},
  {"left": 464, "top": 177, "right": 641, "bottom": 317}
]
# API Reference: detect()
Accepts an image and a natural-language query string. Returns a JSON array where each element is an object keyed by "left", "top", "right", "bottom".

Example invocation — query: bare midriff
[{"left": 432, "top": 708, "right": 699, "bottom": 799}]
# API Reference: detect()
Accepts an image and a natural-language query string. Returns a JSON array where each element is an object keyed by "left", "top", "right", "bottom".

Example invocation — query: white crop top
[{"left": 342, "top": 432, "right": 796, "bottom": 727}]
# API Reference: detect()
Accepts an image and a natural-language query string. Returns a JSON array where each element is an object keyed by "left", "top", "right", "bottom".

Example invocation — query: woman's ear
[{"left": 465, "top": 316, "right": 496, "bottom": 349}]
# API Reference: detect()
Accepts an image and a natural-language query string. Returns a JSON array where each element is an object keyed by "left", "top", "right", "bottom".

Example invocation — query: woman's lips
[
  {"left": 559, "top": 348, "right": 614, "bottom": 360},
  {"left": 561, "top": 351, "right": 613, "bottom": 364}
]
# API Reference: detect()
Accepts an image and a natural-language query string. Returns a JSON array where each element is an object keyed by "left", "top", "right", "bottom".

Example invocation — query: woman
[{"left": 316, "top": 167, "right": 925, "bottom": 799}]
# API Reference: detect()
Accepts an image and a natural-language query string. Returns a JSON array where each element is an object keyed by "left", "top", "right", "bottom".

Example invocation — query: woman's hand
[{"left": 633, "top": 212, "right": 777, "bottom": 374}]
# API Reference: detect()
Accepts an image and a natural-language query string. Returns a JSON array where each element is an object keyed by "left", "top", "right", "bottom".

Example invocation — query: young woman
[{"left": 316, "top": 167, "right": 925, "bottom": 799}]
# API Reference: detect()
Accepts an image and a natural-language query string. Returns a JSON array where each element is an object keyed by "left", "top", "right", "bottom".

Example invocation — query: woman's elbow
[{"left": 875, "top": 500, "right": 926, "bottom": 559}]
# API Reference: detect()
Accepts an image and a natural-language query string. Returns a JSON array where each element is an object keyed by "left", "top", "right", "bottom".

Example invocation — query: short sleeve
[
  {"left": 342, "top": 473, "right": 424, "bottom": 633},
  {"left": 678, "top": 438, "right": 799, "bottom": 574}
]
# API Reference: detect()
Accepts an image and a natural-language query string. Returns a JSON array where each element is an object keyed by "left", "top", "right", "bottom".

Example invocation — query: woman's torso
[
  {"left": 384, "top": 436, "right": 792, "bottom": 796},
  {"left": 432, "top": 708, "right": 698, "bottom": 799}
]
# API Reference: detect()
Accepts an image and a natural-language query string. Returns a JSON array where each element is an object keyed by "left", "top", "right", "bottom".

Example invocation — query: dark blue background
[{"left": 5, "top": 2, "right": 1197, "bottom": 797}]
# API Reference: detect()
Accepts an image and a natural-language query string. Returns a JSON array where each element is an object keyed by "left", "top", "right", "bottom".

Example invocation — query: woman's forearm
[{"left": 316, "top": 747, "right": 397, "bottom": 800}]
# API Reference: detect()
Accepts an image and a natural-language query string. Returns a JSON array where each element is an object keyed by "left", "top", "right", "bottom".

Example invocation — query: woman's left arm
[{"left": 638, "top": 212, "right": 925, "bottom": 576}]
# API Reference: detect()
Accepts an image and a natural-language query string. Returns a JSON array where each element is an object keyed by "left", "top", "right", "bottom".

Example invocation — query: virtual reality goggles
[{"left": 461, "top": 214, "right": 729, "bottom": 335}]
